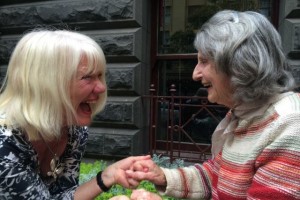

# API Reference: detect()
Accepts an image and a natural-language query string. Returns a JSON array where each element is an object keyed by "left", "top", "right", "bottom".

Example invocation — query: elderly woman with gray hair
[{"left": 124, "top": 10, "right": 300, "bottom": 200}]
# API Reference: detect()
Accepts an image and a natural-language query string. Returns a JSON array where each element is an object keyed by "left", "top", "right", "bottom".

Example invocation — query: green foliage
[
  {"left": 79, "top": 160, "right": 107, "bottom": 185},
  {"left": 137, "top": 180, "right": 156, "bottom": 193},
  {"left": 79, "top": 155, "right": 185, "bottom": 200},
  {"left": 152, "top": 154, "right": 185, "bottom": 169}
]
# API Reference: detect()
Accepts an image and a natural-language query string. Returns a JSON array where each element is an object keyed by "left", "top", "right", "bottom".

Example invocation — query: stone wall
[
  {"left": 0, "top": 0, "right": 151, "bottom": 158},
  {"left": 278, "top": 0, "right": 300, "bottom": 87}
]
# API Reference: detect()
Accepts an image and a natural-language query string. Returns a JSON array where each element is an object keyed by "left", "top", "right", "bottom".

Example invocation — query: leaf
[{"left": 50, "top": 158, "right": 57, "bottom": 171}]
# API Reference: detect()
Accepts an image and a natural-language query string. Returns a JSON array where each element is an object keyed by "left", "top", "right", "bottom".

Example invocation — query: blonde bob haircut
[{"left": 0, "top": 30, "right": 107, "bottom": 141}]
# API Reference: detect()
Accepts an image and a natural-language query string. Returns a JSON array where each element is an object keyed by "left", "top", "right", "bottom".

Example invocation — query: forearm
[
  {"left": 74, "top": 177, "right": 102, "bottom": 200},
  {"left": 74, "top": 169, "right": 113, "bottom": 199}
]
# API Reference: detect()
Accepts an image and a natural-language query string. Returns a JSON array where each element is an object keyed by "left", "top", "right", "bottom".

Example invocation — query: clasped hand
[{"left": 102, "top": 155, "right": 166, "bottom": 200}]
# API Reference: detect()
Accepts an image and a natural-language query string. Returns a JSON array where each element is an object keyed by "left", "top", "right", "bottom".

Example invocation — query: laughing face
[
  {"left": 193, "top": 52, "right": 234, "bottom": 108},
  {"left": 70, "top": 58, "right": 106, "bottom": 126}
]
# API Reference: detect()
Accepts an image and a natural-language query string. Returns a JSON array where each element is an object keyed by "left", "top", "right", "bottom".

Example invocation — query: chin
[
  {"left": 207, "top": 97, "right": 215, "bottom": 104},
  {"left": 76, "top": 118, "right": 92, "bottom": 126}
]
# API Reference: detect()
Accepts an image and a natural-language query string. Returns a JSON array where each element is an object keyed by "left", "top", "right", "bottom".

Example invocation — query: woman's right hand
[{"left": 126, "top": 159, "right": 166, "bottom": 186}]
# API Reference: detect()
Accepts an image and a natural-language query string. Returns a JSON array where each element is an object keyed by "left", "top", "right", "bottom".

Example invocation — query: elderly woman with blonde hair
[{"left": 0, "top": 29, "right": 150, "bottom": 200}]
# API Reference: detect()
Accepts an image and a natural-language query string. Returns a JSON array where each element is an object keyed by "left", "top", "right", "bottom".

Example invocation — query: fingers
[
  {"left": 133, "top": 155, "right": 152, "bottom": 161},
  {"left": 132, "top": 159, "right": 155, "bottom": 172},
  {"left": 115, "top": 170, "right": 142, "bottom": 189},
  {"left": 127, "top": 177, "right": 140, "bottom": 188},
  {"left": 126, "top": 167, "right": 166, "bottom": 186},
  {"left": 132, "top": 162, "right": 149, "bottom": 172},
  {"left": 129, "top": 155, "right": 152, "bottom": 166},
  {"left": 127, "top": 155, "right": 151, "bottom": 171},
  {"left": 126, "top": 170, "right": 150, "bottom": 181},
  {"left": 103, "top": 155, "right": 153, "bottom": 188}
]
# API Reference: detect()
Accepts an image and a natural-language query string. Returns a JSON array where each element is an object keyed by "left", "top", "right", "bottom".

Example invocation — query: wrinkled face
[
  {"left": 70, "top": 58, "right": 106, "bottom": 126},
  {"left": 193, "top": 52, "right": 234, "bottom": 108}
]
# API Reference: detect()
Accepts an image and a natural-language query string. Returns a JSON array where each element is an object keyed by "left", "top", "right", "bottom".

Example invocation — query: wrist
[
  {"left": 96, "top": 171, "right": 111, "bottom": 192},
  {"left": 158, "top": 168, "right": 167, "bottom": 186}
]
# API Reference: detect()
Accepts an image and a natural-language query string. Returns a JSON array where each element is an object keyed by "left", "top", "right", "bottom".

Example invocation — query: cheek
[
  {"left": 214, "top": 78, "right": 230, "bottom": 95},
  {"left": 70, "top": 85, "right": 86, "bottom": 102},
  {"left": 219, "top": 81, "right": 234, "bottom": 101},
  {"left": 69, "top": 88, "right": 77, "bottom": 103}
]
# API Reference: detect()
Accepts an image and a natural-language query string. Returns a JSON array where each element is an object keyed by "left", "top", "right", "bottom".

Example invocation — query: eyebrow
[{"left": 198, "top": 55, "right": 207, "bottom": 60}]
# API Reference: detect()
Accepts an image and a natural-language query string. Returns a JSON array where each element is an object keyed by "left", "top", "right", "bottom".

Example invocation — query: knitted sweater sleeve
[{"left": 157, "top": 160, "right": 213, "bottom": 199}]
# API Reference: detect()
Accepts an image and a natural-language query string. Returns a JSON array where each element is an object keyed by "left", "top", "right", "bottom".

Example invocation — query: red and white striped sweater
[{"left": 159, "top": 92, "right": 300, "bottom": 199}]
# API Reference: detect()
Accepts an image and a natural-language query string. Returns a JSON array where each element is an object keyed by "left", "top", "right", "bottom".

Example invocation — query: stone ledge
[
  {"left": 279, "top": 0, "right": 300, "bottom": 23},
  {"left": 107, "top": 63, "right": 141, "bottom": 95},
  {"left": 85, "top": 127, "right": 141, "bottom": 157},
  {"left": 289, "top": 59, "right": 300, "bottom": 86},
  {"left": 84, "top": 28, "right": 142, "bottom": 61},
  {"left": 0, "top": 28, "right": 142, "bottom": 64},
  {"left": 0, "top": 0, "right": 140, "bottom": 34},
  {"left": 280, "top": 19, "right": 300, "bottom": 57},
  {"left": 92, "top": 96, "right": 142, "bottom": 128}
]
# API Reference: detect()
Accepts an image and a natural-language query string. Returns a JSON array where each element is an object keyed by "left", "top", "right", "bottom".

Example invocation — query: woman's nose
[
  {"left": 93, "top": 80, "right": 106, "bottom": 94},
  {"left": 192, "top": 64, "right": 202, "bottom": 81}
]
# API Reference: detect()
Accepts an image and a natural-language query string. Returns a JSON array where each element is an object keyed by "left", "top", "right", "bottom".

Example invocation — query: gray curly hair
[{"left": 194, "top": 10, "right": 295, "bottom": 103}]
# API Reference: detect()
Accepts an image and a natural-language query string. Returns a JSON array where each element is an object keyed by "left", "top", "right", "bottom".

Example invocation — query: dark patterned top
[{"left": 0, "top": 125, "right": 88, "bottom": 200}]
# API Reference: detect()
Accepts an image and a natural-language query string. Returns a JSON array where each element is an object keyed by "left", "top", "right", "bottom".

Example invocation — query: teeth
[
  {"left": 202, "top": 83, "right": 212, "bottom": 87},
  {"left": 85, "top": 101, "right": 96, "bottom": 104}
]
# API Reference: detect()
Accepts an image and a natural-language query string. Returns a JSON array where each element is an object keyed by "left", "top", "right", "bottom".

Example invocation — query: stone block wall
[
  {"left": 278, "top": 0, "right": 300, "bottom": 87},
  {"left": 0, "top": 0, "right": 151, "bottom": 158}
]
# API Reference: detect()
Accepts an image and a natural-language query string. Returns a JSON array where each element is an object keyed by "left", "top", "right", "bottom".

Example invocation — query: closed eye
[
  {"left": 82, "top": 73, "right": 103, "bottom": 81},
  {"left": 199, "top": 58, "right": 208, "bottom": 64},
  {"left": 81, "top": 75, "right": 92, "bottom": 80}
]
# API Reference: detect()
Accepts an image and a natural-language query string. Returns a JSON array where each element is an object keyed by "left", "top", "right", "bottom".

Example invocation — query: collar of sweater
[{"left": 211, "top": 91, "right": 293, "bottom": 157}]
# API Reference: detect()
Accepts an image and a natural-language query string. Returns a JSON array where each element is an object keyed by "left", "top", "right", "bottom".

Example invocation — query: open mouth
[
  {"left": 202, "top": 82, "right": 212, "bottom": 88},
  {"left": 80, "top": 102, "right": 92, "bottom": 114}
]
